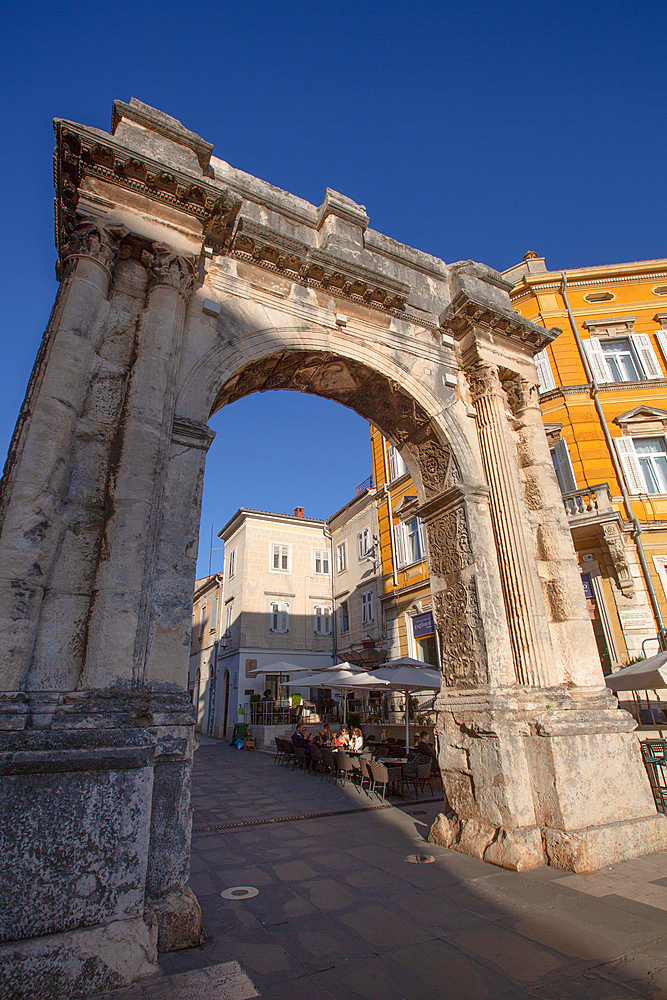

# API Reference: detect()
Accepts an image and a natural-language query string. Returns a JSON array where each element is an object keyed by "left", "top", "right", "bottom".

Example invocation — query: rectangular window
[
  {"left": 393, "top": 518, "right": 426, "bottom": 568},
  {"left": 634, "top": 437, "right": 667, "bottom": 494},
  {"left": 227, "top": 549, "right": 236, "bottom": 578},
  {"left": 225, "top": 602, "right": 233, "bottom": 634},
  {"left": 269, "top": 601, "right": 289, "bottom": 633},
  {"left": 313, "top": 605, "right": 332, "bottom": 635},
  {"left": 357, "top": 528, "right": 370, "bottom": 559},
  {"left": 210, "top": 597, "right": 218, "bottom": 632},
  {"left": 361, "top": 591, "right": 374, "bottom": 624},
  {"left": 583, "top": 335, "right": 663, "bottom": 384},
  {"left": 339, "top": 600, "right": 349, "bottom": 634},
  {"left": 314, "top": 548, "right": 330, "bottom": 574},
  {"left": 272, "top": 543, "right": 289, "bottom": 571},
  {"left": 199, "top": 605, "right": 206, "bottom": 636},
  {"left": 387, "top": 444, "right": 408, "bottom": 481},
  {"left": 336, "top": 542, "right": 346, "bottom": 573}
]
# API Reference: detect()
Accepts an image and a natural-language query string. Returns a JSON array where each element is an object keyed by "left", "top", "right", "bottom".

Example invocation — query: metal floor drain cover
[
  {"left": 221, "top": 885, "right": 259, "bottom": 899},
  {"left": 405, "top": 854, "right": 436, "bottom": 864}
]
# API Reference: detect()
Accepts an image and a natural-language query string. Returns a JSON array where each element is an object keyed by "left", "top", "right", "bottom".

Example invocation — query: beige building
[
  {"left": 327, "top": 486, "right": 385, "bottom": 667},
  {"left": 210, "top": 506, "right": 336, "bottom": 738},
  {"left": 189, "top": 573, "right": 223, "bottom": 735}
]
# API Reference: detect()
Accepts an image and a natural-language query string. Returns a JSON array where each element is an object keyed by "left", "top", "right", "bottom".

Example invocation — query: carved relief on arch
[
  {"left": 433, "top": 577, "right": 487, "bottom": 689},
  {"left": 415, "top": 435, "right": 460, "bottom": 499},
  {"left": 427, "top": 505, "right": 472, "bottom": 577}
]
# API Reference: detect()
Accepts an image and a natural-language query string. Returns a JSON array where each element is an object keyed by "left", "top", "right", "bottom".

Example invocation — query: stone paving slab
[{"left": 87, "top": 739, "right": 667, "bottom": 1000}]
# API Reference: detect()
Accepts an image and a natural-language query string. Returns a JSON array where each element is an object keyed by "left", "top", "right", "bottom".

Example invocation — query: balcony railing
[{"left": 562, "top": 483, "right": 613, "bottom": 520}]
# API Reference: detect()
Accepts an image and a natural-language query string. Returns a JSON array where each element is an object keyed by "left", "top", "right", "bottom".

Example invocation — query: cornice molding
[
  {"left": 512, "top": 271, "right": 667, "bottom": 303},
  {"left": 53, "top": 119, "right": 241, "bottom": 261},
  {"left": 440, "top": 288, "right": 557, "bottom": 352}
]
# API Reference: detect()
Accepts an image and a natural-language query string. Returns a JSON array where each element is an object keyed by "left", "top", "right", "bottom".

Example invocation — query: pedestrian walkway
[{"left": 91, "top": 738, "right": 667, "bottom": 1000}]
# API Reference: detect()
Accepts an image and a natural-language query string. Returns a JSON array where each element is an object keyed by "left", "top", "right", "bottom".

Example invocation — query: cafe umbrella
[
  {"left": 370, "top": 663, "right": 441, "bottom": 753},
  {"left": 287, "top": 667, "right": 390, "bottom": 724}
]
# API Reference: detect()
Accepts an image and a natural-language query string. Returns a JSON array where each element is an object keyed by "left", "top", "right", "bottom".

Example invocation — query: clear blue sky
[{"left": 1, "top": 1, "right": 664, "bottom": 576}]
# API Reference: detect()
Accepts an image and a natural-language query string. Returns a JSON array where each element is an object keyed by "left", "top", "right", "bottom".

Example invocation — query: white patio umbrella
[
  {"left": 605, "top": 651, "right": 667, "bottom": 692},
  {"left": 249, "top": 660, "right": 315, "bottom": 676},
  {"left": 287, "top": 668, "right": 390, "bottom": 724},
  {"left": 371, "top": 665, "right": 441, "bottom": 752}
]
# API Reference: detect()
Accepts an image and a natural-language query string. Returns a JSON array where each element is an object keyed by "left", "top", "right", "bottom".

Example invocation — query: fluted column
[
  {"left": 80, "top": 244, "right": 196, "bottom": 692},
  {"left": 504, "top": 374, "right": 605, "bottom": 688},
  {"left": 467, "top": 362, "right": 556, "bottom": 687},
  {"left": 0, "top": 219, "right": 124, "bottom": 718}
]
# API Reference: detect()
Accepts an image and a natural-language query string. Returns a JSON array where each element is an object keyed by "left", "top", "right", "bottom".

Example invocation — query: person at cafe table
[
  {"left": 416, "top": 730, "right": 436, "bottom": 759},
  {"left": 349, "top": 727, "right": 363, "bottom": 752},
  {"left": 333, "top": 726, "right": 350, "bottom": 748}
]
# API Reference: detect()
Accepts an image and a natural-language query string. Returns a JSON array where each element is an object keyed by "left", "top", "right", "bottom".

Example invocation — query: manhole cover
[
  {"left": 405, "top": 854, "right": 436, "bottom": 864},
  {"left": 221, "top": 886, "right": 259, "bottom": 899}
]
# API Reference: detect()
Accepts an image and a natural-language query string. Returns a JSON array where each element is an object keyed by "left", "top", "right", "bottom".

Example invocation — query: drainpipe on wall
[
  {"left": 382, "top": 436, "right": 399, "bottom": 588},
  {"left": 561, "top": 271, "right": 667, "bottom": 651}
]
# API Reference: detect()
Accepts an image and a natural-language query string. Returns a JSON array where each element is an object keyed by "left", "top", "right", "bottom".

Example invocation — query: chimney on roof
[{"left": 294, "top": 506, "right": 304, "bottom": 518}]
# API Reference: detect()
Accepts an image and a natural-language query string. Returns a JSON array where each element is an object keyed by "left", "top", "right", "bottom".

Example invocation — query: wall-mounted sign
[
  {"left": 412, "top": 612, "right": 435, "bottom": 638},
  {"left": 581, "top": 573, "right": 593, "bottom": 600},
  {"left": 618, "top": 608, "right": 655, "bottom": 632}
]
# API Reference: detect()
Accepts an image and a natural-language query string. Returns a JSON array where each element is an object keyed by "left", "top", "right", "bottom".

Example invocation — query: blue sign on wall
[
  {"left": 412, "top": 612, "right": 435, "bottom": 638},
  {"left": 581, "top": 573, "right": 593, "bottom": 600}
]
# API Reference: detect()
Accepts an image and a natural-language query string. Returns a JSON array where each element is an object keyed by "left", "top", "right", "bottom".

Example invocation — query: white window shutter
[
  {"left": 631, "top": 333, "right": 663, "bottom": 379},
  {"left": 655, "top": 331, "right": 667, "bottom": 370},
  {"left": 534, "top": 348, "right": 556, "bottom": 393},
  {"left": 418, "top": 519, "right": 427, "bottom": 560},
  {"left": 388, "top": 446, "right": 397, "bottom": 481},
  {"left": 583, "top": 339, "right": 612, "bottom": 383},
  {"left": 393, "top": 523, "right": 406, "bottom": 569},
  {"left": 553, "top": 439, "right": 577, "bottom": 492},
  {"left": 614, "top": 437, "right": 645, "bottom": 494}
]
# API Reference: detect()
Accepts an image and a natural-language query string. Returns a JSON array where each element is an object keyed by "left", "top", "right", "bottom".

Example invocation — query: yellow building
[
  {"left": 371, "top": 254, "right": 667, "bottom": 672},
  {"left": 369, "top": 427, "right": 439, "bottom": 668},
  {"left": 506, "top": 253, "right": 667, "bottom": 669}
]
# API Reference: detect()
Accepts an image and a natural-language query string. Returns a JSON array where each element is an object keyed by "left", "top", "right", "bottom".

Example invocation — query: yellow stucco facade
[
  {"left": 369, "top": 425, "right": 439, "bottom": 667},
  {"left": 371, "top": 254, "right": 667, "bottom": 671},
  {"left": 508, "top": 255, "right": 667, "bottom": 669}
]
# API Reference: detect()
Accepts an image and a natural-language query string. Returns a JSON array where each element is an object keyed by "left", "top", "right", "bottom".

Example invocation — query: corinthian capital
[
  {"left": 502, "top": 374, "right": 539, "bottom": 415},
  {"left": 465, "top": 362, "right": 502, "bottom": 402},
  {"left": 61, "top": 218, "right": 128, "bottom": 275},
  {"left": 145, "top": 243, "right": 196, "bottom": 300}
]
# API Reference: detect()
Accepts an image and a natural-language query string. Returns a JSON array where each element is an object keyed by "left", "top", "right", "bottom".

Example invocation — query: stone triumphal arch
[{"left": 1, "top": 99, "right": 665, "bottom": 996}]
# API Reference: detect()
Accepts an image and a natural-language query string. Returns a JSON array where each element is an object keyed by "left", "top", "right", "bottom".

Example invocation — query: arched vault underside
[{"left": 0, "top": 99, "right": 664, "bottom": 999}]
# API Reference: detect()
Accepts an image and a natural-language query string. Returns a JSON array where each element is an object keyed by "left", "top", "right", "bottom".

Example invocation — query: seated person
[
  {"left": 349, "top": 727, "right": 363, "bottom": 752},
  {"left": 320, "top": 723, "right": 333, "bottom": 746},
  {"left": 333, "top": 726, "right": 350, "bottom": 748},
  {"left": 291, "top": 723, "right": 309, "bottom": 748},
  {"left": 415, "top": 730, "right": 437, "bottom": 759}
]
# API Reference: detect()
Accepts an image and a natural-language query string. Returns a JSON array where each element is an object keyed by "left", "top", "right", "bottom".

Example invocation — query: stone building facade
[
  {"left": 0, "top": 99, "right": 664, "bottom": 998},
  {"left": 327, "top": 487, "right": 385, "bottom": 667}
]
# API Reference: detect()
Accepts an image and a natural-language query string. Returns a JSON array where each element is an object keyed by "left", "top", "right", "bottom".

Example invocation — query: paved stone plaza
[{"left": 86, "top": 737, "right": 667, "bottom": 1000}]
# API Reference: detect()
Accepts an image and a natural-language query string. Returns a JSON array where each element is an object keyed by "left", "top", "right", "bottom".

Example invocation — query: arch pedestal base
[{"left": 430, "top": 687, "right": 667, "bottom": 873}]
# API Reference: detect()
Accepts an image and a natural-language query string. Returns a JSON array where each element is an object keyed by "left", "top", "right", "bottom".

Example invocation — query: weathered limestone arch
[{"left": 1, "top": 99, "right": 665, "bottom": 997}]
